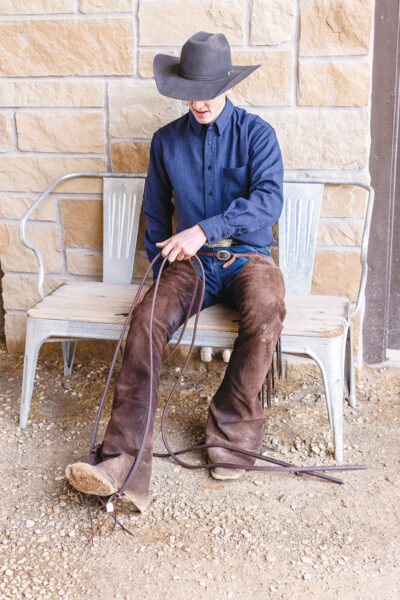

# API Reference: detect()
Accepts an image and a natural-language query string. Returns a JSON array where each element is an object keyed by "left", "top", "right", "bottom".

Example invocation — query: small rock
[{"left": 25, "top": 520, "right": 35, "bottom": 529}]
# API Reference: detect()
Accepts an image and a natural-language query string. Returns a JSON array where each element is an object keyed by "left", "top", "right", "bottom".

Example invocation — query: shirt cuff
[{"left": 198, "top": 215, "right": 233, "bottom": 244}]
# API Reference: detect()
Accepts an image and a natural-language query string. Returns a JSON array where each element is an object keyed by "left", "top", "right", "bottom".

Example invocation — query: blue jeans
[{"left": 197, "top": 244, "right": 272, "bottom": 308}]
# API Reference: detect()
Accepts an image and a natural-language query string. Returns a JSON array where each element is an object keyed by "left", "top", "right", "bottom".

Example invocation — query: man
[{"left": 66, "top": 31, "right": 286, "bottom": 512}]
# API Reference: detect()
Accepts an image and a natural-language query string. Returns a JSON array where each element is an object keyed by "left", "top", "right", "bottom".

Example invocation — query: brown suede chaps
[{"left": 94, "top": 254, "right": 286, "bottom": 507}]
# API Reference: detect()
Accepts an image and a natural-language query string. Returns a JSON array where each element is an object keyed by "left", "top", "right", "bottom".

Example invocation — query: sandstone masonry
[{"left": 0, "top": 1, "right": 375, "bottom": 364}]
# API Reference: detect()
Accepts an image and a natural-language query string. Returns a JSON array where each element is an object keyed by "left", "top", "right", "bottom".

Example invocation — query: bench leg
[
  {"left": 345, "top": 325, "right": 356, "bottom": 408},
  {"left": 20, "top": 319, "right": 48, "bottom": 429},
  {"left": 308, "top": 334, "right": 346, "bottom": 462},
  {"left": 62, "top": 340, "right": 77, "bottom": 376}
]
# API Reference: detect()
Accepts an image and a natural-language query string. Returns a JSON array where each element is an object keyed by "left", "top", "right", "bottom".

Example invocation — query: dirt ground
[{"left": 0, "top": 341, "right": 399, "bottom": 600}]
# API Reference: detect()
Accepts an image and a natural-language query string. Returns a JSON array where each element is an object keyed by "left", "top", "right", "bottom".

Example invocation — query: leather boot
[
  {"left": 206, "top": 254, "right": 286, "bottom": 474},
  {"left": 66, "top": 260, "right": 202, "bottom": 511}
]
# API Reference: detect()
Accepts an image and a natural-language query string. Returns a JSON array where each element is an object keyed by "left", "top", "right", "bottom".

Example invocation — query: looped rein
[{"left": 86, "top": 252, "right": 367, "bottom": 534}]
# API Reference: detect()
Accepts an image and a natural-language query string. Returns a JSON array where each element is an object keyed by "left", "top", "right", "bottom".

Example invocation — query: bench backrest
[
  {"left": 102, "top": 176, "right": 144, "bottom": 284},
  {"left": 279, "top": 182, "right": 324, "bottom": 295},
  {"left": 103, "top": 177, "right": 324, "bottom": 291},
  {"left": 101, "top": 175, "right": 372, "bottom": 318},
  {"left": 20, "top": 172, "right": 372, "bottom": 317}
]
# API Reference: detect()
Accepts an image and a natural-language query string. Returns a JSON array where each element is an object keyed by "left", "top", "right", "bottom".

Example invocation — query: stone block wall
[{"left": 0, "top": 0, "right": 374, "bottom": 357}]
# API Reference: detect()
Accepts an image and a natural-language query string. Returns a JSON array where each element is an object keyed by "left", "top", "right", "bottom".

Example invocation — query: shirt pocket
[{"left": 221, "top": 165, "right": 250, "bottom": 209}]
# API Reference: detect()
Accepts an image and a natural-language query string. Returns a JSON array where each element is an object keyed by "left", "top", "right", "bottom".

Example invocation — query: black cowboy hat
[{"left": 153, "top": 31, "right": 260, "bottom": 101}]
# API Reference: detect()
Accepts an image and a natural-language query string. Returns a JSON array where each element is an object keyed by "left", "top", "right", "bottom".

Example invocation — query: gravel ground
[{"left": 1, "top": 341, "right": 399, "bottom": 600}]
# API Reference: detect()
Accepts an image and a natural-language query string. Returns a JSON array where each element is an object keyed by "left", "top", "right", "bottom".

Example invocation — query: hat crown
[{"left": 179, "top": 32, "right": 233, "bottom": 81}]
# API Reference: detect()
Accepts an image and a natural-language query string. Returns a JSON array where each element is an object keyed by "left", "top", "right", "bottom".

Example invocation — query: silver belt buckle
[{"left": 216, "top": 250, "right": 231, "bottom": 261}]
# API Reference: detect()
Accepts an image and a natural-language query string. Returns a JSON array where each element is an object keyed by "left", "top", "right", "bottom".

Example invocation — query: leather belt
[{"left": 198, "top": 250, "right": 257, "bottom": 261}]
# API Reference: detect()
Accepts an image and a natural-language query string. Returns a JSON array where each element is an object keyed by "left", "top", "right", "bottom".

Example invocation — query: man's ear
[{"left": 226, "top": 86, "right": 235, "bottom": 96}]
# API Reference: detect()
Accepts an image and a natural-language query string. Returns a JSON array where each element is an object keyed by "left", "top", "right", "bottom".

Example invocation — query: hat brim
[{"left": 153, "top": 54, "right": 260, "bottom": 101}]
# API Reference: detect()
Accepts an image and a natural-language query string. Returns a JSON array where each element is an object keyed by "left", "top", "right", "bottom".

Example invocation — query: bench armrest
[{"left": 348, "top": 183, "right": 375, "bottom": 319}]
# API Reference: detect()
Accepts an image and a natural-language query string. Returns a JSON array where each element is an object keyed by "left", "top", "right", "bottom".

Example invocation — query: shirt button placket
[{"left": 204, "top": 127, "right": 216, "bottom": 220}]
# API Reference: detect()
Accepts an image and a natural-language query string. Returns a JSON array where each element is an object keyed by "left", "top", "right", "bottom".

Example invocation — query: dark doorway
[
  {"left": 365, "top": 0, "right": 400, "bottom": 362},
  {"left": 0, "top": 263, "right": 4, "bottom": 342}
]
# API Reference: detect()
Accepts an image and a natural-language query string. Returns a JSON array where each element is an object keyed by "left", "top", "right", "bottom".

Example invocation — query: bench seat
[{"left": 28, "top": 281, "right": 350, "bottom": 340}]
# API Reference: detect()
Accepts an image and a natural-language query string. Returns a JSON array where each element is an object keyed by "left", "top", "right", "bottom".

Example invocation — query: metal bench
[{"left": 18, "top": 173, "right": 374, "bottom": 462}]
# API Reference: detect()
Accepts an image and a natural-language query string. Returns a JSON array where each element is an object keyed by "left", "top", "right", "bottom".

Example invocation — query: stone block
[
  {"left": 108, "top": 80, "right": 180, "bottom": 138},
  {"left": 317, "top": 219, "right": 363, "bottom": 246},
  {"left": 133, "top": 250, "right": 150, "bottom": 277},
  {"left": 251, "top": 0, "right": 295, "bottom": 45},
  {"left": 0, "top": 114, "right": 13, "bottom": 151},
  {"left": 321, "top": 184, "right": 368, "bottom": 218},
  {"left": 0, "top": 0, "right": 74, "bottom": 13},
  {"left": 299, "top": 60, "right": 371, "bottom": 106},
  {"left": 5, "top": 311, "right": 26, "bottom": 354},
  {"left": 138, "top": 50, "right": 177, "bottom": 78},
  {"left": 283, "top": 354, "right": 320, "bottom": 380},
  {"left": 0, "top": 196, "right": 57, "bottom": 221},
  {"left": 66, "top": 248, "right": 102, "bottom": 276},
  {"left": 2, "top": 274, "right": 66, "bottom": 310},
  {"left": 79, "top": 0, "right": 132, "bottom": 11},
  {"left": 231, "top": 50, "right": 291, "bottom": 106},
  {"left": 0, "top": 19, "right": 133, "bottom": 76},
  {"left": 139, "top": 0, "right": 245, "bottom": 45},
  {"left": 311, "top": 248, "right": 361, "bottom": 302},
  {"left": 136, "top": 210, "right": 146, "bottom": 251},
  {"left": 0, "top": 81, "right": 103, "bottom": 107},
  {"left": 0, "top": 223, "right": 62, "bottom": 272},
  {"left": 60, "top": 199, "right": 103, "bottom": 248},
  {"left": 300, "top": 0, "right": 374, "bottom": 56},
  {"left": 16, "top": 111, "right": 104, "bottom": 153},
  {"left": 0, "top": 157, "right": 105, "bottom": 192},
  {"left": 254, "top": 108, "right": 370, "bottom": 169},
  {"left": 111, "top": 142, "right": 150, "bottom": 173}
]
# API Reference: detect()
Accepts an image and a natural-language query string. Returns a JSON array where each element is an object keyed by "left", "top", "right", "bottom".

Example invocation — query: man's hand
[{"left": 156, "top": 225, "right": 207, "bottom": 263}]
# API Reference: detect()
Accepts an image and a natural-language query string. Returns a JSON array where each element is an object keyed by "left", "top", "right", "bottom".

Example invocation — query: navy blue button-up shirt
[{"left": 143, "top": 97, "right": 284, "bottom": 276}]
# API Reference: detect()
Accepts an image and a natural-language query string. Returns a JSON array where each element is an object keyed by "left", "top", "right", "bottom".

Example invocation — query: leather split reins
[{"left": 88, "top": 252, "right": 367, "bottom": 519}]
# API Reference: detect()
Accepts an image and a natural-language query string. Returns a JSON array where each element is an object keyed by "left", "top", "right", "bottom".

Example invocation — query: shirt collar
[
  {"left": 188, "top": 96, "right": 234, "bottom": 136},
  {"left": 214, "top": 97, "right": 233, "bottom": 135}
]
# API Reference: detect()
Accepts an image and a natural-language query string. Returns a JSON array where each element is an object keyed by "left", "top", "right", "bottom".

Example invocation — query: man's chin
[{"left": 192, "top": 111, "right": 211, "bottom": 124}]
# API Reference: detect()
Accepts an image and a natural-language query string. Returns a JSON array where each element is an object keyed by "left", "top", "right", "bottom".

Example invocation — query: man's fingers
[
  {"left": 159, "top": 242, "right": 173, "bottom": 258},
  {"left": 176, "top": 250, "right": 187, "bottom": 261},
  {"left": 156, "top": 239, "right": 169, "bottom": 247},
  {"left": 168, "top": 246, "right": 181, "bottom": 263}
]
